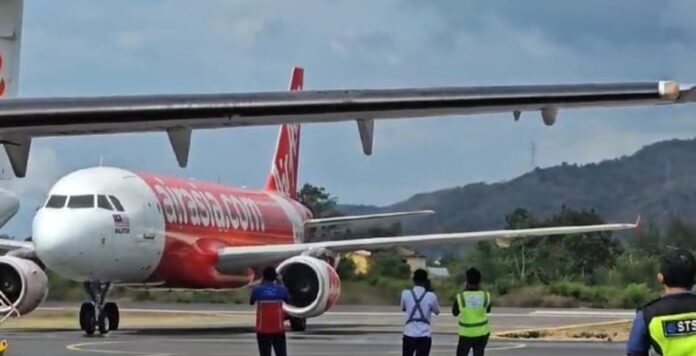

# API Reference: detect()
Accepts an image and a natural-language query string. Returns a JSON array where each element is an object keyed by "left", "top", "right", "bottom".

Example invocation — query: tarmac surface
[{"left": 1, "top": 303, "right": 635, "bottom": 355}]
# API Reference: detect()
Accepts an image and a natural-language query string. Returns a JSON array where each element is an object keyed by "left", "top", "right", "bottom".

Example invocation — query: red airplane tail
[{"left": 264, "top": 67, "right": 304, "bottom": 199}]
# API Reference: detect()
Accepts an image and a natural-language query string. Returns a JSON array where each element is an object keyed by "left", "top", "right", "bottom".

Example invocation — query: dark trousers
[
  {"left": 402, "top": 335, "right": 432, "bottom": 356},
  {"left": 256, "top": 333, "right": 287, "bottom": 356},
  {"left": 456, "top": 335, "right": 489, "bottom": 356}
]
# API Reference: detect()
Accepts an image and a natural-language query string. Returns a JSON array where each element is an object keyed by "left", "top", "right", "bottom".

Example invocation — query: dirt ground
[{"left": 496, "top": 320, "right": 632, "bottom": 342}]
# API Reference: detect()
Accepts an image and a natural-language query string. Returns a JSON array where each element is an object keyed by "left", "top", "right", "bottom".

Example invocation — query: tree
[
  {"left": 536, "top": 207, "right": 623, "bottom": 282},
  {"left": 503, "top": 209, "right": 541, "bottom": 282},
  {"left": 296, "top": 183, "right": 341, "bottom": 218}
]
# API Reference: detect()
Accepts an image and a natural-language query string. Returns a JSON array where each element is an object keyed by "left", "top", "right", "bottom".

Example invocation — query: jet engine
[
  {"left": 277, "top": 255, "right": 341, "bottom": 319},
  {"left": 0, "top": 256, "right": 48, "bottom": 315}
]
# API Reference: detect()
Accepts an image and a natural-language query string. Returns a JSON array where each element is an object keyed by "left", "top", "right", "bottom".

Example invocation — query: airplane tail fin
[
  {"left": 264, "top": 67, "right": 304, "bottom": 199},
  {"left": 0, "top": 0, "right": 22, "bottom": 98}
]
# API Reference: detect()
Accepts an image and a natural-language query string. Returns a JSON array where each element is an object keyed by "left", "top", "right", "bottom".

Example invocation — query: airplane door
[
  {"left": 136, "top": 195, "right": 162, "bottom": 277},
  {"left": 141, "top": 200, "right": 157, "bottom": 242}
]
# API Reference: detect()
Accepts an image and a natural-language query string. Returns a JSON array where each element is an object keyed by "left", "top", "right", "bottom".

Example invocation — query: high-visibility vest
[
  {"left": 256, "top": 300, "right": 285, "bottom": 334},
  {"left": 456, "top": 290, "right": 490, "bottom": 337},
  {"left": 643, "top": 293, "right": 696, "bottom": 355}
]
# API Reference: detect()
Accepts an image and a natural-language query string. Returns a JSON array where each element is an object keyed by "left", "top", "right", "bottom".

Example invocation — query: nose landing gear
[{"left": 79, "top": 282, "right": 119, "bottom": 336}]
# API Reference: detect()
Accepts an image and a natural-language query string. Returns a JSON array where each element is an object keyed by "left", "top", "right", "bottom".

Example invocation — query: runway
[{"left": 1, "top": 303, "right": 634, "bottom": 355}]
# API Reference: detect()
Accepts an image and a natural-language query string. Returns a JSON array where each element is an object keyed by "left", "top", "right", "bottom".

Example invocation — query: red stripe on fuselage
[{"left": 138, "top": 172, "right": 311, "bottom": 288}]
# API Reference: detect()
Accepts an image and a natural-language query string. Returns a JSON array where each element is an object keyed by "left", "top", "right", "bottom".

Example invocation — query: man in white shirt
[{"left": 401, "top": 269, "right": 440, "bottom": 356}]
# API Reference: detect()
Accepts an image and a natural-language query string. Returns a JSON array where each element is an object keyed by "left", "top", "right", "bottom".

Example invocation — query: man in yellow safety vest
[{"left": 452, "top": 268, "right": 491, "bottom": 356}]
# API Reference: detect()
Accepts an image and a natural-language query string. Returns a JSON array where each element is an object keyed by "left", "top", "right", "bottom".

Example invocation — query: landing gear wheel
[
  {"left": 97, "top": 312, "right": 109, "bottom": 335},
  {"left": 289, "top": 317, "right": 307, "bottom": 332},
  {"left": 79, "top": 302, "right": 96, "bottom": 336},
  {"left": 104, "top": 302, "right": 119, "bottom": 331}
]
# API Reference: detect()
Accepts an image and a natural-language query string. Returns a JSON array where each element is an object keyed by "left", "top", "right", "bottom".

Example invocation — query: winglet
[{"left": 635, "top": 214, "right": 642, "bottom": 229}]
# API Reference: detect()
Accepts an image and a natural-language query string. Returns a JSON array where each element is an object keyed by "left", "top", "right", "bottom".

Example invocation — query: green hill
[{"left": 341, "top": 137, "right": 696, "bottom": 232}]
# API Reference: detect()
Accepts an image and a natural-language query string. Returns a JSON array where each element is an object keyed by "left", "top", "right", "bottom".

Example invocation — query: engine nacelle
[
  {"left": 277, "top": 255, "right": 341, "bottom": 319},
  {"left": 0, "top": 256, "right": 48, "bottom": 315}
]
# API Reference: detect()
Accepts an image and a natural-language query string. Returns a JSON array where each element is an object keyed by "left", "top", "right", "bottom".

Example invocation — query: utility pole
[{"left": 530, "top": 141, "right": 537, "bottom": 170}]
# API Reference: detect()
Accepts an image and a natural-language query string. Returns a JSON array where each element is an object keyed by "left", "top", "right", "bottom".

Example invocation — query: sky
[{"left": 2, "top": 0, "right": 696, "bottom": 237}]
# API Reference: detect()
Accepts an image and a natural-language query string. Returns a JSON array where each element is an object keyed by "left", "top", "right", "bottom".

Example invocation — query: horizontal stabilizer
[{"left": 304, "top": 210, "right": 434, "bottom": 242}]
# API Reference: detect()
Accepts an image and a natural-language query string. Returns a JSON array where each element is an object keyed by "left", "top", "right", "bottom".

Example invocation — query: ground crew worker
[
  {"left": 452, "top": 267, "right": 491, "bottom": 356},
  {"left": 250, "top": 266, "right": 289, "bottom": 356},
  {"left": 627, "top": 248, "right": 696, "bottom": 356},
  {"left": 401, "top": 268, "right": 440, "bottom": 356}
]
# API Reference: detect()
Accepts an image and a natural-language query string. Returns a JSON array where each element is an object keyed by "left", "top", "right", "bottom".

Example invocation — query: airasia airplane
[{"left": 0, "top": 67, "right": 639, "bottom": 336}]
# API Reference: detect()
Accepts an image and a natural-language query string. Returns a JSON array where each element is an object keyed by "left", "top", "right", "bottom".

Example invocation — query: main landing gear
[{"left": 79, "top": 282, "right": 120, "bottom": 336}]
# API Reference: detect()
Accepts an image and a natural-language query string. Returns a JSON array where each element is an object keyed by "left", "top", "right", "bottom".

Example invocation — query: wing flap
[
  {"left": 216, "top": 221, "right": 636, "bottom": 273},
  {"left": 304, "top": 210, "right": 434, "bottom": 242}
]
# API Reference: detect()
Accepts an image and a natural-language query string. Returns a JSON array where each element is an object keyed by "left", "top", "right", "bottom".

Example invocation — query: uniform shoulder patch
[{"left": 663, "top": 318, "right": 696, "bottom": 337}]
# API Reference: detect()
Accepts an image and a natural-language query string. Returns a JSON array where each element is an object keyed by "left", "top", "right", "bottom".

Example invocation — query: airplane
[
  {"left": 0, "top": 67, "right": 639, "bottom": 336},
  {"left": 1, "top": 0, "right": 696, "bottom": 178}
]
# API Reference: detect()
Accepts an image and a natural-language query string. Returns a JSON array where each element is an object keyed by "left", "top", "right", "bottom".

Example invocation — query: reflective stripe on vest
[
  {"left": 456, "top": 291, "right": 491, "bottom": 337},
  {"left": 648, "top": 311, "right": 696, "bottom": 356},
  {"left": 406, "top": 289, "right": 430, "bottom": 325}
]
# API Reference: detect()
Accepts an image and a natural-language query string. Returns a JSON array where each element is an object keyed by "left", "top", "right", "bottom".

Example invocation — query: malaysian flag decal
[{"left": 113, "top": 214, "right": 130, "bottom": 234}]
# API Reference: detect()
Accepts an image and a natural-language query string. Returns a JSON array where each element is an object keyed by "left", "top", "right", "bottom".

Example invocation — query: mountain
[{"left": 340, "top": 138, "right": 696, "bottom": 233}]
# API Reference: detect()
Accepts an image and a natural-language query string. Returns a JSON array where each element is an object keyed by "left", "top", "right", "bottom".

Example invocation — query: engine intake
[
  {"left": 277, "top": 255, "right": 341, "bottom": 318},
  {"left": 0, "top": 256, "right": 48, "bottom": 315}
]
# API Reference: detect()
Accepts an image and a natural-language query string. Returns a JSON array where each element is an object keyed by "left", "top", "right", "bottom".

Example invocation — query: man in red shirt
[{"left": 250, "top": 266, "right": 290, "bottom": 356}]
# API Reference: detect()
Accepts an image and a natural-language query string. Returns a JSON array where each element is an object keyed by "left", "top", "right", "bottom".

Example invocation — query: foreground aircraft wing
[
  {"left": 0, "top": 72, "right": 694, "bottom": 177},
  {"left": 0, "top": 239, "right": 32, "bottom": 254},
  {"left": 303, "top": 210, "right": 434, "bottom": 241},
  {"left": 216, "top": 220, "right": 637, "bottom": 272}
]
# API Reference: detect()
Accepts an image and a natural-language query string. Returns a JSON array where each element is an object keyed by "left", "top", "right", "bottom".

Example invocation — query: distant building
[
  {"left": 404, "top": 255, "right": 427, "bottom": 272},
  {"left": 345, "top": 251, "right": 372, "bottom": 275},
  {"left": 426, "top": 267, "right": 450, "bottom": 279}
]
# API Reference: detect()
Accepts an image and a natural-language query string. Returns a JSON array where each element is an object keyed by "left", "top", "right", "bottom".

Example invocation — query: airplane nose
[
  {"left": 32, "top": 210, "right": 108, "bottom": 280},
  {"left": 33, "top": 211, "right": 78, "bottom": 264}
]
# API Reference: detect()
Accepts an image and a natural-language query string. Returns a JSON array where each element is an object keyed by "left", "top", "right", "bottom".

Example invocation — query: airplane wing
[
  {"left": 0, "top": 239, "right": 32, "bottom": 254},
  {"left": 0, "top": 76, "right": 693, "bottom": 177},
  {"left": 303, "top": 210, "right": 434, "bottom": 242},
  {"left": 216, "top": 220, "right": 637, "bottom": 272}
]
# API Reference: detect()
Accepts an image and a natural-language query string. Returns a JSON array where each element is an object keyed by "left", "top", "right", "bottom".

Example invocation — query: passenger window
[
  {"left": 67, "top": 195, "right": 95, "bottom": 209},
  {"left": 45, "top": 195, "right": 67, "bottom": 208},
  {"left": 97, "top": 195, "right": 113, "bottom": 211},
  {"left": 108, "top": 195, "right": 125, "bottom": 212}
]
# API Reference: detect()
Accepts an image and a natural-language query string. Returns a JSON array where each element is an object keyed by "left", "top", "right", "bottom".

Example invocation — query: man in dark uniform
[
  {"left": 452, "top": 268, "right": 491, "bottom": 356},
  {"left": 250, "top": 266, "right": 290, "bottom": 356},
  {"left": 627, "top": 248, "right": 696, "bottom": 356}
]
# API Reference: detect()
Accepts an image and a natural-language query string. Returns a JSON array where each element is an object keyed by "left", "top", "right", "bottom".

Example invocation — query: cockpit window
[
  {"left": 45, "top": 195, "right": 67, "bottom": 208},
  {"left": 97, "top": 195, "right": 113, "bottom": 211},
  {"left": 67, "top": 195, "right": 95, "bottom": 209},
  {"left": 108, "top": 195, "right": 125, "bottom": 212}
]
